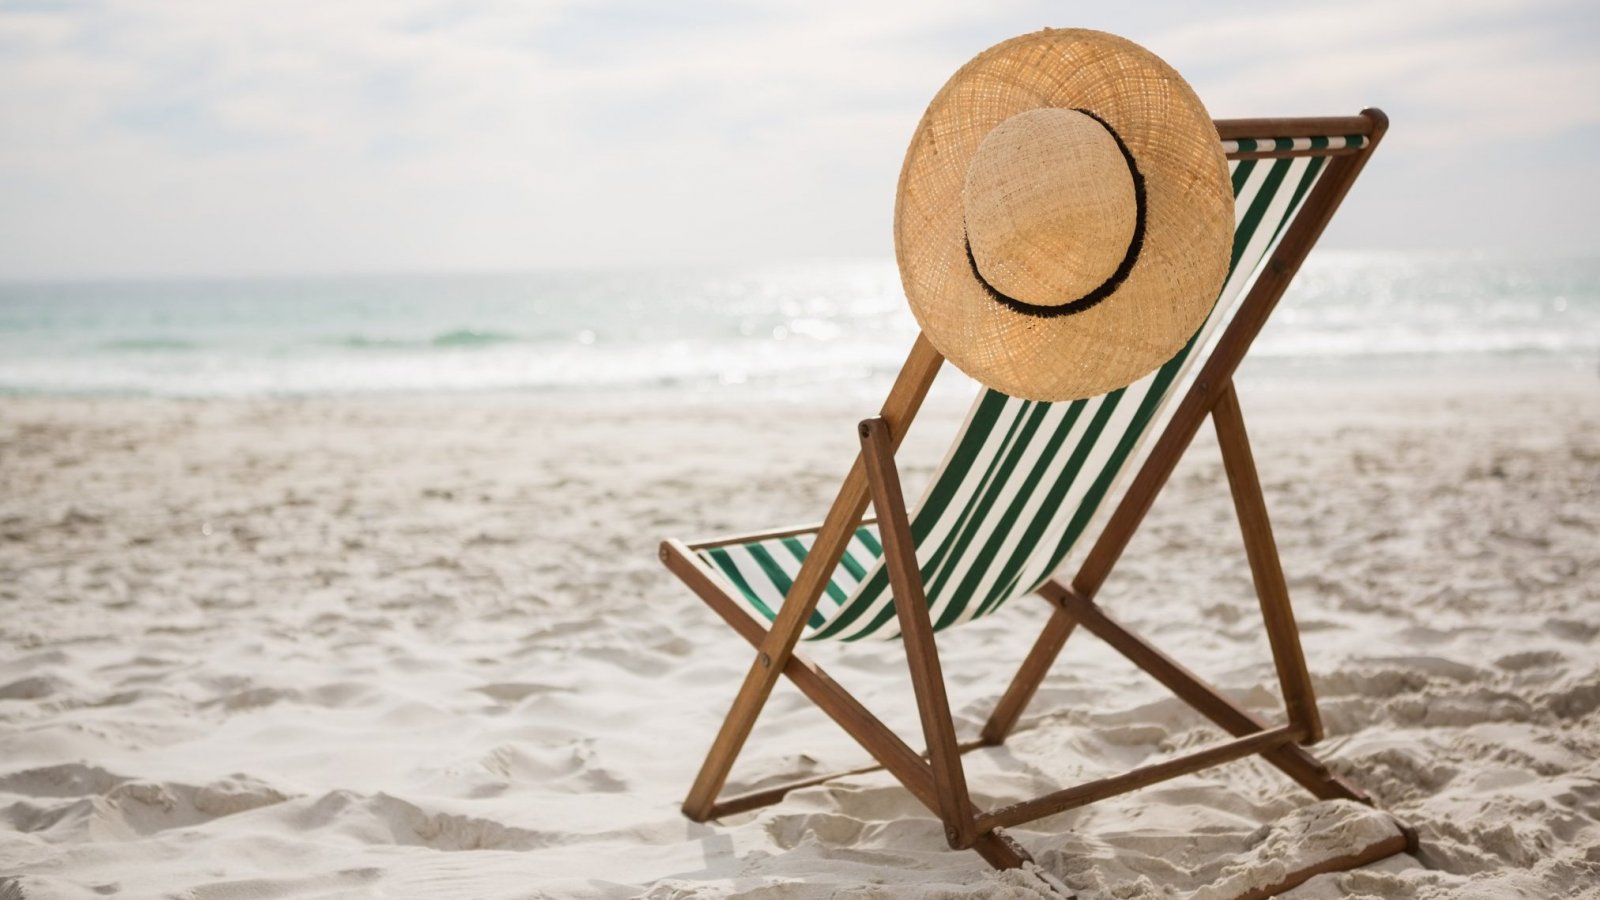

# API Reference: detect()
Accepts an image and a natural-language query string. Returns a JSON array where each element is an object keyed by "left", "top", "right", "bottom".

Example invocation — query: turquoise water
[{"left": 0, "top": 252, "right": 1595, "bottom": 398}]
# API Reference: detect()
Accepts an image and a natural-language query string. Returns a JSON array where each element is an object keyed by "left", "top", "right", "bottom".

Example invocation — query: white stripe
[
  {"left": 1220, "top": 135, "right": 1362, "bottom": 154},
  {"left": 921, "top": 399, "right": 1061, "bottom": 624},
  {"left": 917, "top": 399, "right": 1043, "bottom": 624},
  {"left": 783, "top": 533, "right": 842, "bottom": 618},
  {"left": 934, "top": 397, "right": 1095, "bottom": 625},
  {"left": 841, "top": 531, "right": 879, "bottom": 592},
  {"left": 983, "top": 374, "right": 1161, "bottom": 610},
  {"left": 1008, "top": 374, "right": 1152, "bottom": 595},
  {"left": 914, "top": 396, "right": 1030, "bottom": 565},
  {"left": 928, "top": 398, "right": 1065, "bottom": 614},
  {"left": 817, "top": 396, "right": 1030, "bottom": 641},
  {"left": 824, "top": 561, "right": 896, "bottom": 641},
  {"left": 719, "top": 544, "right": 793, "bottom": 621},
  {"left": 695, "top": 549, "right": 775, "bottom": 628},
  {"left": 765, "top": 537, "right": 854, "bottom": 629},
  {"left": 1229, "top": 159, "right": 1266, "bottom": 222}
]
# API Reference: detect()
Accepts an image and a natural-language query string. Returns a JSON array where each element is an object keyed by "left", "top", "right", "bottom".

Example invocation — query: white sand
[{"left": 2, "top": 367, "right": 1597, "bottom": 898}]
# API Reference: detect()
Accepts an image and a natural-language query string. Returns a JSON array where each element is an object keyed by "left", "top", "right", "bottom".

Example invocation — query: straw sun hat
[{"left": 895, "top": 29, "right": 1234, "bottom": 401}]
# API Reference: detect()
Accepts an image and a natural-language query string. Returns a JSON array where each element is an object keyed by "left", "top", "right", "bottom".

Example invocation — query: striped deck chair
[{"left": 661, "top": 111, "right": 1410, "bottom": 880}]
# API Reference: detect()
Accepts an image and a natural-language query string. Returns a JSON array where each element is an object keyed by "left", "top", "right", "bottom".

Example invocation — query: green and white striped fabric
[
  {"left": 700, "top": 142, "right": 1336, "bottom": 641},
  {"left": 1221, "top": 134, "right": 1366, "bottom": 156}
]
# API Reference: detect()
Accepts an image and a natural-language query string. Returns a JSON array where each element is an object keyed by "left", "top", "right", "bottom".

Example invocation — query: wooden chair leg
[
  {"left": 680, "top": 336, "right": 944, "bottom": 820},
  {"left": 860, "top": 416, "right": 979, "bottom": 850},
  {"left": 1212, "top": 382, "right": 1323, "bottom": 743},
  {"left": 665, "top": 536, "right": 1034, "bottom": 868},
  {"left": 662, "top": 539, "right": 948, "bottom": 817},
  {"left": 682, "top": 604, "right": 813, "bottom": 821},
  {"left": 981, "top": 605, "right": 1077, "bottom": 746}
]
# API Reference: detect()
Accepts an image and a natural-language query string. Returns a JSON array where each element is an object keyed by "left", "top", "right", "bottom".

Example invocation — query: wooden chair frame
[{"left": 660, "top": 110, "right": 1409, "bottom": 879}]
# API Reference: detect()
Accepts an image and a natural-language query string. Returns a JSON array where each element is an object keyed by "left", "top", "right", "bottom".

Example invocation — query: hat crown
[{"left": 961, "top": 108, "right": 1138, "bottom": 308}]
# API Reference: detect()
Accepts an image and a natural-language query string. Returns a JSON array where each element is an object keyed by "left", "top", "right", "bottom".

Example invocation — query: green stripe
[
  {"left": 814, "top": 563, "right": 887, "bottom": 639},
  {"left": 706, "top": 547, "right": 777, "bottom": 622},
  {"left": 813, "top": 559, "right": 892, "bottom": 638},
  {"left": 910, "top": 391, "right": 1011, "bottom": 542},
  {"left": 747, "top": 543, "right": 826, "bottom": 631},
  {"left": 1030, "top": 339, "right": 1191, "bottom": 589},
  {"left": 918, "top": 398, "right": 1034, "bottom": 592},
  {"left": 844, "top": 584, "right": 906, "bottom": 642},
  {"left": 1231, "top": 159, "right": 1290, "bottom": 272},
  {"left": 964, "top": 392, "right": 1104, "bottom": 617},
  {"left": 944, "top": 399, "right": 1086, "bottom": 627},
  {"left": 834, "top": 530, "right": 877, "bottom": 588},
  {"left": 855, "top": 526, "right": 882, "bottom": 556},
  {"left": 812, "top": 531, "right": 883, "bottom": 641},
  {"left": 1230, "top": 158, "right": 1256, "bottom": 197},
  {"left": 1233, "top": 159, "right": 1293, "bottom": 270},
  {"left": 969, "top": 388, "right": 1124, "bottom": 616},
  {"left": 926, "top": 401, "right": 1053, "bottom": 627},
  {"left": 837, "top": 547, "right": 867, "bottom": 581},
  {"left": 745, "top": 544, "right": 792, "bottom": 596},
  {"left": 817, "top": 397, "right": 1031, "bottom": 640},
  {"left": 1283, "top": 157, "right": 1325, "bottom": 238},
  {"left": 781, "top": 537, "right": 847, "bottom": 608},
  {"left": 853, "top": 398, "right": 1036, "bottom": 639}
]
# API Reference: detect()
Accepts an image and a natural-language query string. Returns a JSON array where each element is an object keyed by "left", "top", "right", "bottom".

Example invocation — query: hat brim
[{"left": 894, "top": 29, "right": 1234, "bottom": 401}]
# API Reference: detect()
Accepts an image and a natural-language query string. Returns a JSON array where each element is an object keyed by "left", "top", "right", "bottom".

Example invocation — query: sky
[{"left": 0, "top": 0, "right": 1596, "bottom": 280}]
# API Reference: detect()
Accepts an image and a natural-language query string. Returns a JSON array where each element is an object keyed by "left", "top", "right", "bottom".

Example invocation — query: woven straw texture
[
  {"left": 895, "top": 28, "right": 1233, "bottom": 401},
  {"left": 964, "top": 107, "right": 1139, "bottom": 304}
]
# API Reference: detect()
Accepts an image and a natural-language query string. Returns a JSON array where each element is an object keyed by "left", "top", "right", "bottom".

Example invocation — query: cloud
[
  {"left": 1148, "top": 0, "right": 1600, "bottom": 145},
  {"left": 0, "top": 0, "right": 1594, "bottom": 277}
]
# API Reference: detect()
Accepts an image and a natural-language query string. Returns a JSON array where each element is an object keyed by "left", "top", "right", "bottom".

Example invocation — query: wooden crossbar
[
  {"left": 975, "top": 724, "right": 1303, "bottom": 832},
  {"left": 685, "top": 517, "right": 879, "bottom": 552},
  {"left": 706, "top": 738, "right": 991, "bottom": 819},
  {"left": 1043, "top": 582, "right": 1371, "bottom": 803},
  {"left": 1214, "top": 115, "right": 1377, "bottom": 140}
]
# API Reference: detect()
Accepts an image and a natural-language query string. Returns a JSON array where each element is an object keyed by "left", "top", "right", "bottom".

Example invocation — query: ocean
[{"left": 0, "top": 252, "right": 1594, "bottom": 400}]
